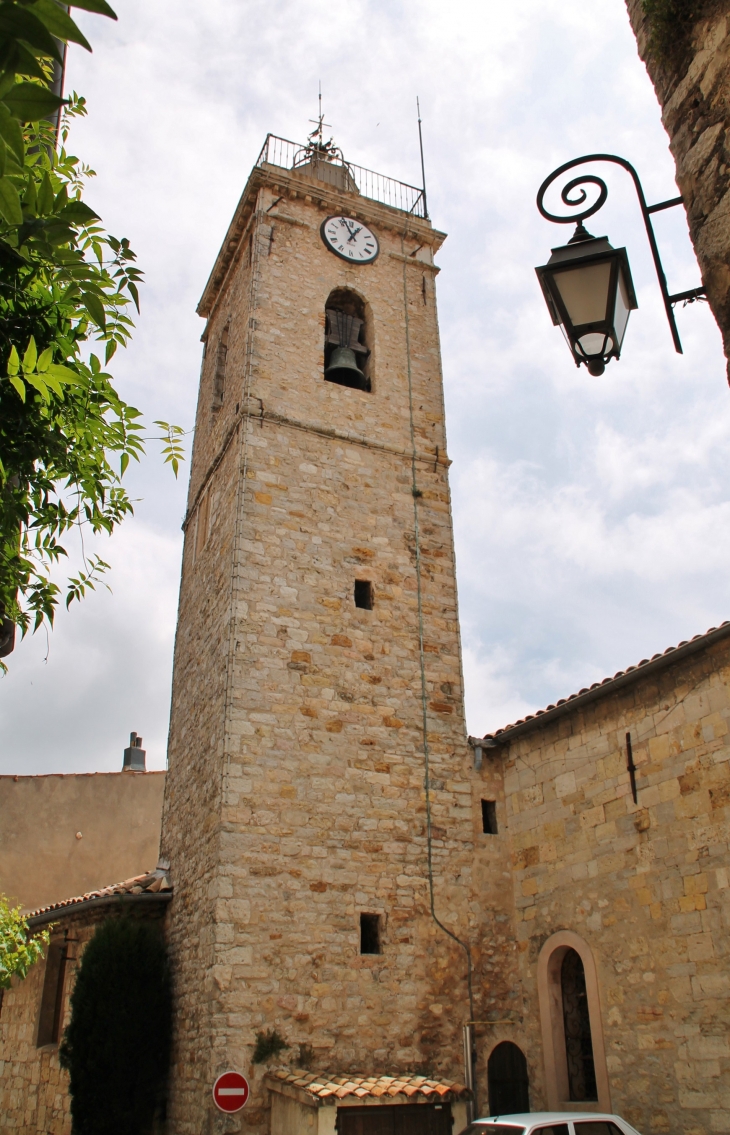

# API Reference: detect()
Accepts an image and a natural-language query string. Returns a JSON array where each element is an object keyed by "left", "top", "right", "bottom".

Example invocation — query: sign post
[{"left": 213, "top": 1070, "right": 249, "bottom": 1113}]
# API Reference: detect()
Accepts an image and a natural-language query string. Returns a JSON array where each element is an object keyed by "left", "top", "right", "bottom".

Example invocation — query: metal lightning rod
[{"left": 416, "top": 96, "right": 429, "bottom": 220}]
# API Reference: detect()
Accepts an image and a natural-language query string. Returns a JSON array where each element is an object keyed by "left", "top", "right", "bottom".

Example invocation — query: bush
[
  {"left": 642, "top": 0, "right": 713, "bottom": 63},
  {"left": 252, "top": 1027, "right": 289, "bottom": 1064},
  {"left": 59, "top": 917, "right": 171, "bottom": 1135}
]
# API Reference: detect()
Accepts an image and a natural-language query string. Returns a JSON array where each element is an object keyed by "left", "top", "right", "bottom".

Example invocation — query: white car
[{"left": 465, "top": 1113, "right": 643, "bottom": 1135}]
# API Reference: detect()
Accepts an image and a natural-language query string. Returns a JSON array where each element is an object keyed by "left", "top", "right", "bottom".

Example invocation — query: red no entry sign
[{"left": 213, "top": 1070, "right": 250, "bottom": 1113}]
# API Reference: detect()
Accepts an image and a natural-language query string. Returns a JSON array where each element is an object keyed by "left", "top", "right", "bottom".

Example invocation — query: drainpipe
[
  {"left": 463, "top": 1022, "right": 476, "bottom": 1123},
  {"left": 468, "top": 735, "right": 498, "bottom": 771}
]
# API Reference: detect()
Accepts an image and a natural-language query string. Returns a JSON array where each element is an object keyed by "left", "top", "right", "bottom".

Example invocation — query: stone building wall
[
  {"left": 0, "top": 887, "right": 171, "bottom": 1135},
  {"left": 487, "top": 630, "right": 730, "bottom": 1133},
  {"left": 161, "top": 161, "right": 506, "bottom": 1133},
  {"left": 624, "top": 1, "right": 730, "bottom": 380},
  {"left": 2, "top": 908, "right": 119, "bottom": 1134},
  {"left": 0, "top": 931, "right": 76, "bottom": 1135}
]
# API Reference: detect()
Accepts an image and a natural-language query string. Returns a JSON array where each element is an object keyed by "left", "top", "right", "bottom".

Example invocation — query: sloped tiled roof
[
  {"left": 26, "top": 867, "right": 172, "bottom": 926},
  {"left": 265, "top": 1068, "right": 470, "bottom": 1105},
  {"left": 484, "top": 621, "right": 730, "bottom": 745}
]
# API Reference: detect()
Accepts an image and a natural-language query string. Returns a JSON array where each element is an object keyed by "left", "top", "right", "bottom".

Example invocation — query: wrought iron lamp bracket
[{"left": 537, "top": 153, "right": 706, "bottom": 354}]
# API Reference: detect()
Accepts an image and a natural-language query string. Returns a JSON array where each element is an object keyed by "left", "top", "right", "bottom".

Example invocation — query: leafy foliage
[
  {"left": 0, "top": 1, "right": 185, "bottom": 656},
  {"left": 0, "top": 892, "right": 49, "bottom": 988},
  {"left": 252, "top": 1026, "right": 289, "bottom": 1064},
  {"left": 642, "top": 0, "right": 713, "bottom": 63},
  {"left": 59, "top": 917, "right": 172, "bottom": 1135}
]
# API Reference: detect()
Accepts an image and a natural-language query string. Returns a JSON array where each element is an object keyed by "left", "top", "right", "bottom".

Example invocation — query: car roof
[{"left": 474, "top": 1114, "right": 621, "bottom": 1126}]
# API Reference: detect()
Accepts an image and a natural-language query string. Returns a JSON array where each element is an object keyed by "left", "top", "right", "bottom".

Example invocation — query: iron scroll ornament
[{"left": 537, "top": 153, "right": 706, "bottom": 354}]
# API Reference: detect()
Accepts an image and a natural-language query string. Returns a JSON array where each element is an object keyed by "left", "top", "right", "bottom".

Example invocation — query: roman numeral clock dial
[{"left": 320, "top": 216, "right": 379, "bottom": 263}]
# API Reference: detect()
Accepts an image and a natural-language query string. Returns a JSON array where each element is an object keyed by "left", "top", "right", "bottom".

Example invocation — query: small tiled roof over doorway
[{"left": 265, "top": 1068, "right": 471, "bottom": 1105}]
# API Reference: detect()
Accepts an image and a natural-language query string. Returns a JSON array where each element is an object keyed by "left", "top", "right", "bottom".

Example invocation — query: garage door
[{"left": 336, "top": 1103, "right": 452, "bottom": 1135}]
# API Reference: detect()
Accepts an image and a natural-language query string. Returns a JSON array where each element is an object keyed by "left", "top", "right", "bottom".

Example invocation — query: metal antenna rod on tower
[
  {"left": 416, "top": 96, "right": 429, "bottom": 220},
  {"left": 308, "top": 81, "right": 331, "bottom": 150}
]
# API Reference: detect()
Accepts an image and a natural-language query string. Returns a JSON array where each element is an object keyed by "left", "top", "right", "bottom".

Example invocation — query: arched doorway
[
  {"left": 487, "top": 1041, "right": 529, "bottom": 1115},
  {"left": 561, "top": 948, "right": 597, "bottom": 1101}
]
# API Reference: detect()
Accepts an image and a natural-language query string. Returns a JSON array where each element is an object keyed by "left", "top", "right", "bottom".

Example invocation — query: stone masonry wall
[
  {"left": 1, "top": 909, "right": 125, "bottom": 1133},
  {"left": 625, "top": 1, "right": 730, "bottom": 381},
  {"left": 498, "top": 636, "right": 730, "bottom": 1134},
  {"left": 0, "top": 932, "right": 75, "bottom": 1135},
  {"left": 161, "top": 165, "right": 509, "bottom": 1133},
  {"left": 0, "top": 903, "right": 170, "bottom": 1134}
]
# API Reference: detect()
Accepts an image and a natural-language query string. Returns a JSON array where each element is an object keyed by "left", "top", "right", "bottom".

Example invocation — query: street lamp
[
  {"left": 536, "top": 222, "right": 637, "bottom": 376},
  {"left": 535, "top": 154, "right": 706, "bottom": 375}
]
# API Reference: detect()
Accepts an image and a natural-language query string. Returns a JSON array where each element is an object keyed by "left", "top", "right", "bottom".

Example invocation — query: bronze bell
[{"left": 324, "top": 346, "right": 368, "bottom": 390}]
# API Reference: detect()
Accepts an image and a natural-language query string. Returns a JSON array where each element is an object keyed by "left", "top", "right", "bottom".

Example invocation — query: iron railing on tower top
[{"left": 255, "top": 134, "right": 427, "bottom": 219}]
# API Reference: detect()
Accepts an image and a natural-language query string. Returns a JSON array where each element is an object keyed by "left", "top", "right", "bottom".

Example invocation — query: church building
[
  {"left": 2, "top": 129, "right": 729, "bottom": 1135},
  {"left": 159, "top": 130, "right": 730, "bottom": 1135}
]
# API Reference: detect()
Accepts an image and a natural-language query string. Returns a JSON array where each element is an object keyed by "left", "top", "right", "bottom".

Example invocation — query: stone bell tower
[{"left": 161, "top": 130, "right": 489, "bottom": 1134}]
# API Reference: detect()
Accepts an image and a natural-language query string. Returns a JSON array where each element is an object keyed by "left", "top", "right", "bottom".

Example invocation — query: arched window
[
  {"left": 561, "top": 948, "right": 597, "bottom": 1101},
  {"left": 487, "top": 1041, "right": 529, "bottom": 1116},
  {"left": 324, "top": 288, "right": 371, "bottom": 392},
  {"left": 537, "top": 930, "right": 611, "bottom": 1111}
]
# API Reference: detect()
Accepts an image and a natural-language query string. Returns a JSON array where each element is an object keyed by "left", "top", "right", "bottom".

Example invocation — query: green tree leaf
[
  {"left": 0, "top": 175, "right": 22, "bottom": 224},
  {"left": 8, "top": 375, "right": 26, "bottom": 401},
  {"left": 29, "top": 0, "right": 93, "bottom": 51},
  {"left": 59, "top": 199, "right": 100, "bottom": 223},
  {"left": 2, "top": 83, "right": 66, "bottom": 122},
  {"left": 67, "top": 0, "right": 118, "bottom": 16},
  {"left": 6, "top": 345, "right": 20, "bottom": 376},
  {"left": 22, "top": 336, "right": 38, "bottom": 373},
  {"left": 47, "top": 363, "right": 83, "bottom": 384},
  {"left": 36, "top": 346, "right": 53, "bottom": 372},
  {"left": 0, "top": 104, "right": 24, "bottom": 162},
  {"left": 80, "top": 289, "right": 107, "bottom": 329},
  {"left": 0, "top": 895, "right": 50, "bottom": 989},
  {"left": 36, "top": 170, "right": 53, "bottom": 214},
  {"left": 0, "top": 6, "right": 62, "bottom": 62}
]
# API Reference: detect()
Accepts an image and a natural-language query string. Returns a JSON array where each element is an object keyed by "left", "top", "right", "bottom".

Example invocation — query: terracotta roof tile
[
  {"left": 25, "top": 866, "right": 172, "bottom": 921},
  {"left": 265, "top": 1068, "right": 470, "bottom": 1103}
]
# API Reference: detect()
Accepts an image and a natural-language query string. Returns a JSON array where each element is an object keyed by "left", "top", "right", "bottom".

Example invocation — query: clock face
[{"left": 320, "top": 216, "right": 379, "bottom": 264}]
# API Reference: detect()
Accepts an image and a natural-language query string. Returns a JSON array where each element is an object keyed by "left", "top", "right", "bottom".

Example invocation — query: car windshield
[{"left": 465, "top": 1126, "right": 526, "bottom": 1135}]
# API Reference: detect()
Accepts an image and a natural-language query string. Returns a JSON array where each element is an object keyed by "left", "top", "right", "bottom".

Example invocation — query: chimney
[{"left": 122, "top": 731, "right": 146, "bottom": 772}]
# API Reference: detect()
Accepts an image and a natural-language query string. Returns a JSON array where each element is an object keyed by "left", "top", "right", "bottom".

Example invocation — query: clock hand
[{"left": 346, "top": 224, "right": 362, "bottom": 243}]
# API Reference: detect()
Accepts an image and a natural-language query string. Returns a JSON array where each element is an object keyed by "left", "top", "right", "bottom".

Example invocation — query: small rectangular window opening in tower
[
  {"left": 360, "top": 913, "right": 381, "bottom": 955},
  {"left": 354, "top": 580, "right": 373, "bottom": 610},
  {"left": 481, "top": 799, "right": 498, "bottom": 835}
]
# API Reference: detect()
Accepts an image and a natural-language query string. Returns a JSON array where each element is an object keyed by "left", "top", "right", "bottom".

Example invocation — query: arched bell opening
[
  {"left": 487, "top": 1040, "right": 529, "bottom": 1116},
  {"left": 324, "top": 288, "right": 372, "bottom": 392}
]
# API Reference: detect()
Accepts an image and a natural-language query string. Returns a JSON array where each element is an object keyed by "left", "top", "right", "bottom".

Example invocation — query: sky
[{"left": 2, "top": 0, "right": 728, "bottom": 774}]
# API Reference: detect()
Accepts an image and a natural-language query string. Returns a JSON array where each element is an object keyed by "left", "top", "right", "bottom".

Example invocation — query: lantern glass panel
[
  {"left": 614, "top": 269, "right": 631, "bottom": 349},
  {"left": 578, "top": 332, "right": 608, "bottom": 356},
  {"left": 553, "top": 261, "right": 612, "bottom": 327}
]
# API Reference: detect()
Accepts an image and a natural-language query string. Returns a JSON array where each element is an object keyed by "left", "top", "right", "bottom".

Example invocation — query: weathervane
[{"left": 305, "top": 83, "right": 342, "bottom": 163}]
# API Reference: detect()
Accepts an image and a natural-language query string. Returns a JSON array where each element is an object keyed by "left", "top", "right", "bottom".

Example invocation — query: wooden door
[
  {"left": 337, "top": 1104, "right": 452, "bottom": 1135},
  {"left": 487, "top": 1041, "right": 530, "bottom": 1115}
]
